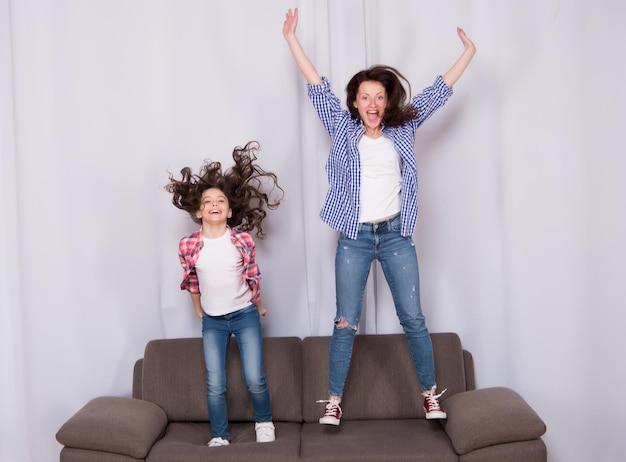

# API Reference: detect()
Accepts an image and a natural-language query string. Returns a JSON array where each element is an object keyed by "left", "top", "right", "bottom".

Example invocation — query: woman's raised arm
[
  {"left": 442, "top": 27, "right": 477, "bottom": 88},
  {"left": 282, "top": 8, "right": 323, "bottom": 85}
]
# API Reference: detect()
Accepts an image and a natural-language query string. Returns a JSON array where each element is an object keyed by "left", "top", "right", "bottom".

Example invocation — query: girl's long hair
[{"left": 165, "top": 141, "right": 283, "bottom": 238}]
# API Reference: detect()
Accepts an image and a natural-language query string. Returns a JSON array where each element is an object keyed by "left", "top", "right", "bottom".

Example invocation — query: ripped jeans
[{"left": 328, "top": 213, "right": 436, "bottom": 397}]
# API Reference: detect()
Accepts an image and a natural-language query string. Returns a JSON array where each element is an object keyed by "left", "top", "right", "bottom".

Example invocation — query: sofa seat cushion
[
  {"left": 442, "top": 387, "right": 547, "bottom": 455},
  {"left": 300, "top": 419, "right": 458, "bottom": 462},
  {"left": 457, "top": 439, "right": 547, "bottom": 462},
  {"left": 60, "top": 447, "right": 146, "bottom": 462},
  {"left": 146, "top": 421, "right": 301, "bottom": 462},
  {"left": 56, "top": 397, "right": 167, "bottom": 459}
]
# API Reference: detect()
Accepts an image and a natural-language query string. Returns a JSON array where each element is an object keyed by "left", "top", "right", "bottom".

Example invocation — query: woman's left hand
[{"left": 456, "top": 27, "right": 476, "bottom": 54}]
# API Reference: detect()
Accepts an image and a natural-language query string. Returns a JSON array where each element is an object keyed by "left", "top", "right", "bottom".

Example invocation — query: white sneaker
[
  {"left": 207, "top": 436, "right": 230, "bottom": 447},
  {"left": 255, "top": 421, "right": 276, "bottom": 443}
]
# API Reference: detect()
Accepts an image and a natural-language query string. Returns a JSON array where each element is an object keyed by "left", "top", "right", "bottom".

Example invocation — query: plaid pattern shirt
[
  {"left": 178, "top": 227, "right": 261, "bottom": 303},
  {"left": 307, "top": 75, "right": 453, "bottom": 239}
]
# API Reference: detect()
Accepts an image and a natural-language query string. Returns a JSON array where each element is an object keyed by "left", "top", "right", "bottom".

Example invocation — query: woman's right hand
[{"left": 281, "top": 7, "right": 323, "bottom": 85}]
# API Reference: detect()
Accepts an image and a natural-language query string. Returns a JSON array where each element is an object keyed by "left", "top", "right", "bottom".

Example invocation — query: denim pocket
[{"left": 389, "top": 214, "right": 402, "bottom": 233}]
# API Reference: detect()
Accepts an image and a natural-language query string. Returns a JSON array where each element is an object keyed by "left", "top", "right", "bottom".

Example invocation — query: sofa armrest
[
  {"left": 442, "top": 387, "right": 546, "bottom": 455},
  {"left": 56, "top": 396, "right": 168, "bottom": 459}
]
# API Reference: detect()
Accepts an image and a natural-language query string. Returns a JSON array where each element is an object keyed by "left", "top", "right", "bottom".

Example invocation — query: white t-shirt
[
  {"left": 358, "top": 135, "right": 402, "bottom": 223},
  {"left": 194, "top": 229, "right": 252, "bottom": 316}
]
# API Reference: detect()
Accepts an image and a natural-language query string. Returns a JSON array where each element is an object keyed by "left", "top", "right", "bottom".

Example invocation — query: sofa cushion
[
  {"left": 302, "top": 333, "right": 467, "bottom": 422},
  {"left": 141, "top": 336, "right": 302, "bottom": 422},
  {"left": 56, "top": 397, "right": 167, "bottom": 459},
  {"left": 456, "top": 439, "right": 547, "bottom": 462},
  {"left": 146, "top": 421, "right": 301, "bottom": 462},
  {"left": 300, "top": 419, "right": 457, "bottom": 461},
  {"left": 442, "top": 387, "right": 547, "bottom": 455},
  {"left": 60, "top": 447, "right": 146, "bottom": 462}
]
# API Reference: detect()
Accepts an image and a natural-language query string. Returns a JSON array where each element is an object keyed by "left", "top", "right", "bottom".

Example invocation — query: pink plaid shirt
[{"left": 178, "top": 227, "right": 261, "bottom": 303}]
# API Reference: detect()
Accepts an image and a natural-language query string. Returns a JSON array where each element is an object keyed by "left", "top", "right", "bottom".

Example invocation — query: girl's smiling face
[
  {"left": 353, "top": 80, "right": 387, "bottom": 131},
  {"left": 196, "top": 188, "right": 232, "bottom": 224}
]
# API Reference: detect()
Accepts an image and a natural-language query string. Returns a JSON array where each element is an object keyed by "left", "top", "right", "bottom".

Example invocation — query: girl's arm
[
  {"left": 256, "top": 298, "right": 267, "bottom": 317},
  {"left": 190, "top": 292, "right": 203, "bottom": 319},
  {"left": 442, "top": 27, "right": 477, "bottom": 88},
  {"left": 282, "top": 8, "right": 322, "bottom": 85}
]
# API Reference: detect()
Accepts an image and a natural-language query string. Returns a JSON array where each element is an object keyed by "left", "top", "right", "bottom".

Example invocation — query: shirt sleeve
[
  {"left": 178, "top": 236, "right": 200, "bottom": 294},
  {"left": 307, "top": 77, "right": 345, "bottom": 136},
  {"left": 412, "top": 75, "right": 454, "bottom": 127}
]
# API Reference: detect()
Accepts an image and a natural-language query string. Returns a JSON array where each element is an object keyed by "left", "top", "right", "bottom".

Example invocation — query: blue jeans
[
  {"left": 201, "top": 304, "right": 272, "bottom": 440},
  {"left": 329, "top": 214, "right": 437, "bottom": 397}
]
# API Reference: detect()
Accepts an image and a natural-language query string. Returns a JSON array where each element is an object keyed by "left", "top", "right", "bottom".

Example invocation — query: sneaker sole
[
  {"left": 208, "top": 441, "right": 230, "bottom": 447},
  {"left": 424, "top": 411, "right": 447, "bottom": 420},
  {"left": 319, "top": 417, "right": 341, "bottom": 425}
]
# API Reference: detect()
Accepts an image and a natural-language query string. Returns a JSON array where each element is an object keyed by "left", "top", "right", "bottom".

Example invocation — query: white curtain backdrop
[{"left": 2, "top": 0, "right": 625, "bottom": 461}]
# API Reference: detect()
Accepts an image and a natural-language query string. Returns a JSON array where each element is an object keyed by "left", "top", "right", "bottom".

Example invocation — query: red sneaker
[
  {"left": 317, "top": 400, "right": 342, "bottom": 425},
  {"left": 422, "top": 387, "right": 447, "bottom": 419}
]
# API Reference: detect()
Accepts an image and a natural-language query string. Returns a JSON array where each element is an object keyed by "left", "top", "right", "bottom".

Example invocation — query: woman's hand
[
  {"left": 281, "top": 7, "right": 322, "bottom": 85},
  {"left": 456, "top": 27, "right": 476, "bottom": 55},
  {"left": 282, "top": 8, "right": 298, "bottom": 41},
  {"left": 442, "top": 27, "right": 477, "bottom": 88}
]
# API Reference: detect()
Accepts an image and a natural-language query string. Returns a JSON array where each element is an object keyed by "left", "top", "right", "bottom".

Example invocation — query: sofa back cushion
[
  {"left": 302, "top": 333, "right": 467, "bottom": 422},
  {"left": 141, "top": 336, "right": 303, "bottom": 423}
]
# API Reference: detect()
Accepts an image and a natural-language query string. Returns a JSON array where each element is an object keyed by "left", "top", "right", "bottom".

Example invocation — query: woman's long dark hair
[
  {"left": 346, "top": 65, "right": 417, "bottom": 127},
  {"left": 165, "top": 141, "right": 283, "bottom": 238}
]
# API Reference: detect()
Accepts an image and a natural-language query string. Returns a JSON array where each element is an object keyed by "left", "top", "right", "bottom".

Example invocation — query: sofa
[{"left": 56, "top": 333, "right": 547, "bottom": 461}]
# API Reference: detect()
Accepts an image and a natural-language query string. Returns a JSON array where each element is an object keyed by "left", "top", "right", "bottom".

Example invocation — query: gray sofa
[{"left": 56, "top": 333, "right": 547, "bottom": 461}]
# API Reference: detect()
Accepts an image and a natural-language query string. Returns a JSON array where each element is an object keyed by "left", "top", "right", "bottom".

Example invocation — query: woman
[{"left": 282, "top": 7, "right": 476, "bottom": 425}]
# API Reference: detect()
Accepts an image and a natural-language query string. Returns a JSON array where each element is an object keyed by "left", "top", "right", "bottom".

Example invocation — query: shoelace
[
  {"left": 257, "top": 427, "right": 274, "bottom": 438},
  {"left": 423, "top": 388, "right": 447, "bottom": 410},
  {"left": 316, "top": 399, "right": 342, "bottom": 414}
]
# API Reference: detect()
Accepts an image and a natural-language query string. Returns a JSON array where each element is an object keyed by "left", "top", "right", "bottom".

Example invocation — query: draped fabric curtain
[{"left": 1, "top": 1, "right": 624, "bottom": 461}]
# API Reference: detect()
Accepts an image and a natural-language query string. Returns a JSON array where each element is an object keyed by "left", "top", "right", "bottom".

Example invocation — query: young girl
[
  {"left": 282, "top": 8, "right": 476, "bottom": 425},
  {"left": 165, "top": 141, "right": 283, "bottom": 447}
]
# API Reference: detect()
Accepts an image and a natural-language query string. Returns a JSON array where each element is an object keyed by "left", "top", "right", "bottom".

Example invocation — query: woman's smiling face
[{"left": 353, "top": 80, "right": 387, "bottom": 131}]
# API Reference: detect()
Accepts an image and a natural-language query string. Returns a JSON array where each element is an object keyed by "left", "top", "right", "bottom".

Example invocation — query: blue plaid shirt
[{"left": 307, "top": 75, "right": 453, "bottom": 239}]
